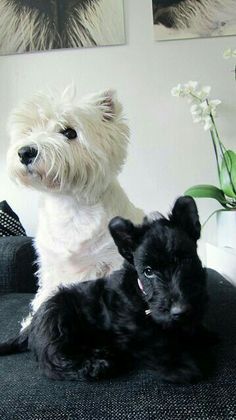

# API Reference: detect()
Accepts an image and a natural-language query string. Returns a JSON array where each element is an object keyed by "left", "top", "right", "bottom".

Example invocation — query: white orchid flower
[
  {"left": 200, "top": 101, "right": 209, "bottom": 112},
  {"left": 203, "top": 116, "right": 213, "bottom": 131},
  {"left": 192, "top": 115, "right": 202, "bottom": 123},
  {"left": 223, "top": 48, "right": 233, "bottom": 59},
  {"left": 223, "top": 48, "right": 236, "bottom": 59},
  {"left": 209, "top": 99, "right": 221, "bottom": 116},
  {"left": 209, "top": 99, "right": 221, "bottom": 108},
  {"left": 171, "top": 82, "right": 221, "bottom": 132},
  {"left": 171, "top": 84, "right": 183, "bottom": 97},
  {"left": 196, "top": 86, "right": 211, "bottom": 100},
  {"left": 183, "top": 81, "right": 198, "bottom": 95},
  {"left": 185, "top": 81, "right": 198, "bottom": 89},
  {"left": 190, "top": 104, "right": 204, "bottom": 123},
  {"left": 190, "top": 104, "right": 202, "bottom": 115}
]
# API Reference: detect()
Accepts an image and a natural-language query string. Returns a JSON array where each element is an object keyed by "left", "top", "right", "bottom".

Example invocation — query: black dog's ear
[
  {"left": 169, "top": 196, "right": 201, "bottom": 241},
  {"left": 109, "top": 217, "right": 141, "bottom": 264}
]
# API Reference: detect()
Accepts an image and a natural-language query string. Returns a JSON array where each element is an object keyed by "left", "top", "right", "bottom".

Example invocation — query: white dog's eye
[
  {"left": 60, "top": 128, "right": 77, "bottom": 140},
  {"left": 143, "top": 267, "right": 155, "bottom": 279}
]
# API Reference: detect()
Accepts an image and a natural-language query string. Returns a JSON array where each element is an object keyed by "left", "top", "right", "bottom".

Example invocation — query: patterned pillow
[{"left": 0, "top": 201, "right": 26, "bottom": 237}]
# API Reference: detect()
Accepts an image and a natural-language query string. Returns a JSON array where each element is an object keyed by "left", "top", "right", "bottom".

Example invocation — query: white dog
[{"left": 7, "top": 88, "right": 144, "bottom": 328}]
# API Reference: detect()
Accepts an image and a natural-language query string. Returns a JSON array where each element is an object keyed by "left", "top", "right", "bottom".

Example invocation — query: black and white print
[
  {"left": 0, "top": 0, "right": 125, "bottom": 55},
  {"left": 152, "top": 0, "right": 236, "bottom": 41}
]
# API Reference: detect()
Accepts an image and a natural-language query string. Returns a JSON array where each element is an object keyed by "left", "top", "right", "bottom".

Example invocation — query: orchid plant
[
  {"left": 171, "top": 78, "right": 236, "bottom": 224},
  {"left": 223, "top": 48, "right": 236, "bottom": 80}
]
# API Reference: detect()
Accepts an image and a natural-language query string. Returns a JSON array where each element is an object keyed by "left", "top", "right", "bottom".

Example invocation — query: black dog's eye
[
  {"left": 60, "top": 128, "right": 77, "bottom": 140},
  {"left": 143, "top": 267, "right": 155, "bottom": 279}
]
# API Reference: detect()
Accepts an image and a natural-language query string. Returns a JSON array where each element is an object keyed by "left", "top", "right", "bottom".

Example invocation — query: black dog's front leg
[
  {"left": 146, "top": 351, "right": 202, "bottom": 384},
  {"left": 188, "top": 324, "right": 219, "bottom": 347},
  {"left": 81, "top": 349, "right": 130, "bottom": 380},
  {"left": 82, "top": 356, "right": 114, "bottom": 380},
  {"left": 158, "top": 354, "right": 203, "bottom": 384},
  {"left": 148, "top": 325, "right": 218, "bottom": 384},
  {"left": 142, "top": 341, "right": 203, "bottom": 384}
]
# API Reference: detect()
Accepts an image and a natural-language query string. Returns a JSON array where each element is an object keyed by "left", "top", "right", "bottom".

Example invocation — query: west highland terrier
[
  {"left": 7, "top": 87, "right": 144, "bottom": 328},
  {"left": 0, "top": 197, "right": 214, "bottom": 384}
]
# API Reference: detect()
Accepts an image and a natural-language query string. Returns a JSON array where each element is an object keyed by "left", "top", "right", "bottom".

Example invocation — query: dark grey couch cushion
[
  {"left": 0, "top": 236, "right": 37, "bottom": 293},
  {"left": 0, "top": 269, "right": 235, "bottom": 420}
]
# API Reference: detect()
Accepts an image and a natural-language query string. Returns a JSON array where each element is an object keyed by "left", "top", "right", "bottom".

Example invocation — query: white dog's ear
[
  {"left": 96, "top": 89, "right": 124, "bottom": 122},
  {"left": 99, "top": 89, "right": 117, "bottom": 121},
  {"left": 83, "top": 89, "right": 122, "bottom": 121}
]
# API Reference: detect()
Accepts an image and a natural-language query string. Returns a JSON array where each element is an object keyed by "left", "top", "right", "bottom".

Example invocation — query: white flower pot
[
  {"left": 206, "top": 243, "right": 236, "bottom": 286},
  {"left": 217, "top": 210, "right": 236, "bottom": 249}
]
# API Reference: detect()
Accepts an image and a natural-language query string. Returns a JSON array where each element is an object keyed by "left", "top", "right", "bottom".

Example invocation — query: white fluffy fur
[
  {"left": 0, "top": 0, "right": 125, "bottom": 54},
  {"left": 7, "top": 87, "right": 144, "bottom": 328},
  {"left": 155, "top": 0, "right": 236, "bottom": 38}
]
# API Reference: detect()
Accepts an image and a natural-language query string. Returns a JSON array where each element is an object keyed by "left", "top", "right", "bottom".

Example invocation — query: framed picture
[
  {"left": 0, "top": 0, "right": 126, "bottom": 55},
  {"left": 152, "top": 0, "right": 236, "bottom": 41}
]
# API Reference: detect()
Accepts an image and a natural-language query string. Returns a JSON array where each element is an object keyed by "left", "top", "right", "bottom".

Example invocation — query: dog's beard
[
  {"left": 0, "top": 0, "right": 124, "bottom": 54},
  {"left": 7, "top": 140, "right": 110, "bottom": 197},
  {"left": 7, "top": 152, "right": 62, "bottom": 191}
]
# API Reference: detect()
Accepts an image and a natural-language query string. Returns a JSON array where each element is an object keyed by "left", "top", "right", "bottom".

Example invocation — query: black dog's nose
[
  {"left": 170, "top": 304, "right": 189, "bottom": 320},
  {"left": 18, "top": 146, "right": 38, "bottom": 165}
]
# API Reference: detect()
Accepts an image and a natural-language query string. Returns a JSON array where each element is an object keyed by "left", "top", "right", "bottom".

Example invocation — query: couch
[{"left": 0, "top": 236, "right": 235, "bottom": 420}]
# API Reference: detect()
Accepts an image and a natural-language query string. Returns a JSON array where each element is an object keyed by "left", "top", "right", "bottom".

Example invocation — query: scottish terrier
[{"left": 0, "top": 196, "right": 212, "bottom": 384}]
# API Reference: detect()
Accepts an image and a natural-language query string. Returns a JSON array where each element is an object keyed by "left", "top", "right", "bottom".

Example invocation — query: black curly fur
[{"left": 0, "top": 197, "right": 215, "bottom": 383}]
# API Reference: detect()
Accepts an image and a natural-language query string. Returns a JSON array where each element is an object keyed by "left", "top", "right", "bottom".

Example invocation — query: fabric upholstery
[
  {"left": 0, "top": 269, "right": 235, "bottom": 420},
  {"left": 0, "top": 236, "right": 37, "bottom": 293}
]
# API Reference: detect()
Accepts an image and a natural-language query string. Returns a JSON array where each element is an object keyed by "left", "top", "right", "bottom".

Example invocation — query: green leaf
[
  {"left": 220, "top": 150, "right": 236, "bottom": 199},
  {"left": 184, "top": 184, "right": 228, "bottom": 208}
]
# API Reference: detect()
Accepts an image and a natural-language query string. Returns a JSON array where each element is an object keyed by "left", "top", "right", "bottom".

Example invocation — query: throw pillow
[{"left": 0, "top": 201, "right": 26, "bottom": 237}]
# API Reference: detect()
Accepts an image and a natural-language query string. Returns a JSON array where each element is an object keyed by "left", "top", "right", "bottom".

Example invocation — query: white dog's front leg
[{"left": 20, "top": 286, "right": 56, "bottom": 331}]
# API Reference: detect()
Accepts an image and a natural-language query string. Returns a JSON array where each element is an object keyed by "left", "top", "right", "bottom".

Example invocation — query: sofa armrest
[{"left": 0, "top": 237, "right": 37, "bottom": 293}]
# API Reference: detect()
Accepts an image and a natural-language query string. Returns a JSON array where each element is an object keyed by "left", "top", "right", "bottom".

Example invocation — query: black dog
[{"left": 0, "top": 197, "right": 212, "bottom": 383}]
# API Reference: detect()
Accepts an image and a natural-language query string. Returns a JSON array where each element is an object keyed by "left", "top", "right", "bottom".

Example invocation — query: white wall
[{"left": 0, "top": 0, "right": 235, "bottom": 252}]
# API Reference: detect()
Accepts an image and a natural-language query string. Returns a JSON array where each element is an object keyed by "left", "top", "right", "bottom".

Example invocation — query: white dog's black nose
[{"left": 18, "top": 146, "right": 38, "bottom": 165}]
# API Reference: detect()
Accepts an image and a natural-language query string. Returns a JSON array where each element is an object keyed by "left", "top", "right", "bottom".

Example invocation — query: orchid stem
[{"left": 208, "top": 106, "right": 236, "bottom": 197}]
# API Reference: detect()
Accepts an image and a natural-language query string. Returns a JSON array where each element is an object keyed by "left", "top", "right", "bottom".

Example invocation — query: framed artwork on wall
[
  {"left": 152, "top": 0, "right": 236, "bottom": 41},
  {"left": 0, "top": 0, "right": 126, "bottom": 55}
]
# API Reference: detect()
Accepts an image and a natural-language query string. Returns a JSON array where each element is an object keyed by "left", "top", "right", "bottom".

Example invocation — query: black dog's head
[{"left": 109, "top": 196, "right": 207, "bottom": 327}]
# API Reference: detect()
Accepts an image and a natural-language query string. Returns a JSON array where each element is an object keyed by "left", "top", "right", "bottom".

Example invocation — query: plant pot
[
  {"left": 217, "top": 210, "right": 236, "bottom": 249},
  {"left": 206, "top": 243, "right": 236, "bottom": 286}
]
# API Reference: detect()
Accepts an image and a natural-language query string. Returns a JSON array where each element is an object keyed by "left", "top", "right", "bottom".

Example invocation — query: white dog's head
[{"left": 7, "top": 87, "right": 129, "bottom": 200}]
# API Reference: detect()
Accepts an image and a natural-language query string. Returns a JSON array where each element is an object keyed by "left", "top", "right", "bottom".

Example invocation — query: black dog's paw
[{"left": 82, "top": 358, "right": 112, "bottom": 380}]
